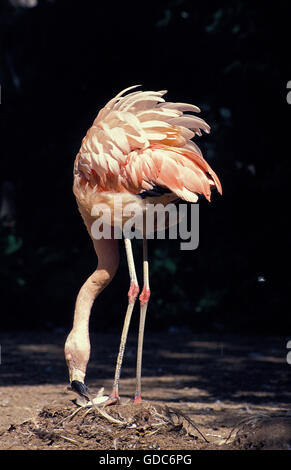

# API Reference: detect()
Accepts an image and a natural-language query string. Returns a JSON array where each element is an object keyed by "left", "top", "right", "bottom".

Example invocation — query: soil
[{"left": 0, "top": 330, "right": 291, "bottom": 450}]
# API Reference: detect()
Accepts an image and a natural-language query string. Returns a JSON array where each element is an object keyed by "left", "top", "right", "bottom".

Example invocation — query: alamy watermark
[
  {"left": 287, "top": 340, "right": 291, "bottom": 365},
  {"left": 287, "top": 81, "right": 291, "bottom": 104},
  {"left": 90, "top": 196, "right": 199, "bottom": 250}
]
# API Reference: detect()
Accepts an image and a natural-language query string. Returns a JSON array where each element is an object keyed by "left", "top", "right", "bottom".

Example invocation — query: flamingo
[{"left": 64, "top": 85, "right": 222, "bottom": 406}]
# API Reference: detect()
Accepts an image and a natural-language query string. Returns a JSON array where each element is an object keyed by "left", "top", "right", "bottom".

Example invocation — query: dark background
[{"left": 0, "top": 0, "right": 290, "bottom": 335}]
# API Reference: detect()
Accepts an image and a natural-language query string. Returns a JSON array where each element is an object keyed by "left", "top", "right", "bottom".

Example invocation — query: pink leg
[
  {"left": 105, "top": 238, "right": 139, "bottom": 406},
  {"left": 134, "top": 238, "right": 150, "bottom": 404}
]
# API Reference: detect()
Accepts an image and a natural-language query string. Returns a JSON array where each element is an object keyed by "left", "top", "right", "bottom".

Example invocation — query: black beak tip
[{"left": 71, "top": 380, "right": 90, "bottom": 399}]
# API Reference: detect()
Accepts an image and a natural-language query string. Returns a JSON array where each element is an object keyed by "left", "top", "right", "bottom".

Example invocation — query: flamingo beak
[
  {"left": 65, "top": 355, "right": 91, "bottom": 400},
  {"left": 71, "top": 380, "right": 91, "bottom": 400}
]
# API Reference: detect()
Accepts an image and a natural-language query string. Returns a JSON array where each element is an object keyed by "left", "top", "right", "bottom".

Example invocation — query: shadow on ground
[{"left": 1, "top": 329, "right": 290, "bottom": 405}]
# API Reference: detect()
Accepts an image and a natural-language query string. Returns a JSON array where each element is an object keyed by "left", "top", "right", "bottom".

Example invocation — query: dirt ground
[{"left": 0, "top": 329, "right": 291, "bottom": 450}]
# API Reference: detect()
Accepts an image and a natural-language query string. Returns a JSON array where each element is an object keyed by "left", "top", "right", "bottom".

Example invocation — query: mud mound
[
  {"left": 230, "top": 415, "right": 291, "bottom": 450},
  {"left": 2, "top": 401, "right": 210, "bottom": 450},
  {"left": 3, "top": 401, "right": 291, "bottom": 450}
]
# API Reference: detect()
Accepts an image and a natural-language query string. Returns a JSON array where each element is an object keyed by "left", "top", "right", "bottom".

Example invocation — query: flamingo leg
[
  {"left": 105, "top": 238, "right": 139, "bottom": 405},
  {"left": 134, "top": 237, "right": 150, "bottom": 403}
]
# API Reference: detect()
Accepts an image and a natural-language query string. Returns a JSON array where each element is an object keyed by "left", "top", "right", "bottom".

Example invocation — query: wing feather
[{"left": 75, "top": 85, "right": 222, "bottom": 203}]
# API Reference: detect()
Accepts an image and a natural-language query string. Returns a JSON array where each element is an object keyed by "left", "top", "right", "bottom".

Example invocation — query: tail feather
[{"left": 149, "top": 145, "right": 220, "bottom": 202}]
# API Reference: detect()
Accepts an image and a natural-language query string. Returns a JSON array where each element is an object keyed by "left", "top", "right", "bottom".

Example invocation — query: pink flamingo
[{"left": 64, "top": 85, "right": 222, "bottom": 406}]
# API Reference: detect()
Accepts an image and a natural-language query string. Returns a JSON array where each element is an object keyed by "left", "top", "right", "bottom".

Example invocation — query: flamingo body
[
  {"left": 73, "top": 85, "right": 221, "bottom": 220},
  {"left": 65, "top": 86, "right": 222, "bottom": 404}
]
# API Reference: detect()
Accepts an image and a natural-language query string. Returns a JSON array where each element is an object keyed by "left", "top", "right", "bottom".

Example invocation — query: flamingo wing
[{"left": 74, "top": 86, "right": 222, "bottom": 203}]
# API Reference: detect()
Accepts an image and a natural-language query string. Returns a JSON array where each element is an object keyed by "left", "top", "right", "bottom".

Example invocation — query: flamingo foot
[
  {"left": 104, "top": 389, "right": 120, "bottom": 407},
  {"left": 133, "top": 393, "right": 142, "bottom": 404}
]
